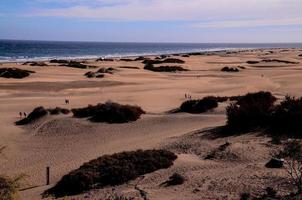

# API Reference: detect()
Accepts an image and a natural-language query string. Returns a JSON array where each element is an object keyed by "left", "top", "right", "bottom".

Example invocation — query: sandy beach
[{"left": 1, "top": 48, "right": 302, "bottom": 199}]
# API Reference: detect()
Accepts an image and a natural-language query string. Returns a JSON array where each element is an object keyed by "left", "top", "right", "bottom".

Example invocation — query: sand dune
[{"left": 0, "top": 48, "right": 302, "bottom": 199}]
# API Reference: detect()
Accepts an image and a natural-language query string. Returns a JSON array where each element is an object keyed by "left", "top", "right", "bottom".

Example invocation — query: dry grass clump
[
  {"left": 15, "top": 106, "right": 48, "bottom": 125},
  {"left": 22, "top": 61, "right": 47, "bottom": 66},
  {"left": 44, "top": 149, "right": 177, "bottom": 198},
  {"left": 0, "top": 68, "right": 35, "bottom": 79},
  {"left": 179, "top": 96, "right": 218, "bottom": 114},
  {"left": 72, "top": 102, "right": 145, "bottom": 123}
]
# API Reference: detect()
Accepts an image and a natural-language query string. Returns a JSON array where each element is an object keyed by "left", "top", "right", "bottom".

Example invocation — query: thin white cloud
[
  {"left": 24, "top": 0, "right": 302, "bottom": 29},
  {"left": 191, "top": 18, "right": 302, "bottom": 28}
]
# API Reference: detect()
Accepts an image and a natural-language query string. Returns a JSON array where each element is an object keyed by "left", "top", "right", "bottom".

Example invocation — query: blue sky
[{"left": 1, "top": 0, "right": 302, "bottom": 42}]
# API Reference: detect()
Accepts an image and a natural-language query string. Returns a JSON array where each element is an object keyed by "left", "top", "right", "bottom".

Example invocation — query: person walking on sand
[
  {"left": 23, "top": 112, "right": 27, "bottom": 118},
  {"left": 19, "top": 112, "right": 22, "bottom": 119},
  {"left": 65, "top": 99, "right": 69, "bottom": 104}
]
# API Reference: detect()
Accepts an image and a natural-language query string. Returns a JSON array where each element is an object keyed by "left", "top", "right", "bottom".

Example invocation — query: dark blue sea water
[{"left": 1, "top": 40, "right": 302, "bottom": 62}]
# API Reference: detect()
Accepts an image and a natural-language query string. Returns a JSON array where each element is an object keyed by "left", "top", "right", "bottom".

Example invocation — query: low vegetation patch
[
  {"left": 60, "top": 61, "right": 95, "bottom": 69},
  {"left": 179, "top": 96, "right": 219, "bottom": 114},
  {"left": 49, "top": 59, "right": 70, "bottom": 64},
  {"left": 16, "top": 106, "right": 70, "bottom": 125},
  {"left": 119, "top": 58, "right": 134, "bottom": 62},
  {"left": 225, "top": 91, "right": 302, "bottom": 138},
  {"left": 247, "top": 59, "right": 299, "bottom": 65},
  {"left": 22, "top": 61, "right": 48, "bottom": 66},
  {"left": 221, "top": 66, "right": 240, "bottom": 72},
  {"left": 44, "top": 149, "right": 177, "bottom": 197},
  {"left": 269, "top": 96, "right": 302, "bottom": 137},
  {"left": 134, "top": 56, "right": 146, "bottom": 61},
  {"left": 84, "top": 67, "right": 115, "bottom": 78},
  {"left": 142, "top": 58, "right": 185, "bottom": 65},
  {"left": 204, "top": 142, "right": 238, "bottom": 160},
  {"left": 15, "top": 106, "right": 48, "bottom": 125},
  {"left": 84, "top": 71, "right": 105, "bottom": 78},
  {"left": 72, "top": 102, "right": 145, "bottom": 123},
  {"left": 161, "top": 173, "right": 185, "bottom": 187},
  {"left": 47, "top": 107, "right": 70, "bottom": 115},
  {"left": 226, "top": 91, "right": 277, "bottom": 132},
  {"left": 144, "top": 63, "right": 188, "bottom": 72},
  {"left": 0, "top": 175, "right": 23, "bottom": 200},
  {"left": 119, "top": 66, "right": 140, "bottom": 69},
  {"left": 97, "top": 67, "right": 114, "bottom": 74},
  {"left": 0, "top": 68, "right": 35, "bottom": 79},
  {"left": 261, "top": 59, "right": 299, "bottom": 64},
  {"left": 247, "top": 61, "right": 260, "bottom": 64}
]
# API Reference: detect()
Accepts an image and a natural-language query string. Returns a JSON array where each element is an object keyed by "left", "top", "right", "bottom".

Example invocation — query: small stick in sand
[{"left": 46, "top": 166, "right": 50, "bottom": 185}]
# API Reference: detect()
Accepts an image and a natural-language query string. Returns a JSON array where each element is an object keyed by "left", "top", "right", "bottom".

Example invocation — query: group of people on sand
[
  {"left": 185, "top": 94, "right": 192, "bottom": 99},
  {"left": 19, "top": 112, "right": 27, "bottom": 119}
]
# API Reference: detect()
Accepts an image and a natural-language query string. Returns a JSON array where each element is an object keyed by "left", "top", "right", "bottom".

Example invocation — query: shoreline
[{"left": 0, "top": 47, "right": 267, "bottom": 64}]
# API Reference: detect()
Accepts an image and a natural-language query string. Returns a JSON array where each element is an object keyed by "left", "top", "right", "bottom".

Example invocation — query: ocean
[{"left": 1, "top": 40, "right": 302, "bottom": 63}]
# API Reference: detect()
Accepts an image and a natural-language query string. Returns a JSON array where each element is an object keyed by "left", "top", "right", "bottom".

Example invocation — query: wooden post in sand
[{"left": 46, "top": 167, "right": 50, "bottom": 185}]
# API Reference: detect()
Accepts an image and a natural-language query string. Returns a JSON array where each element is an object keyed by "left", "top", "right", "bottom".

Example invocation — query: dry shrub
[
  {"left": 179, "top": 96, "right": 218, "bottom": 114},
  {"left": 226, "top": 91, "right": 277, "bottom": 131},
  {"left": 0, "top": 68, "right": 35, "bottom": 79},
  {"left": 72, "top": 102, "right": 145, "bottom": 123},
  {"left": 144, "top": 63, "right": 188, "bottom": 72},
  {"left": 44, "top": 149, "right": 177, "bottom": 198}
]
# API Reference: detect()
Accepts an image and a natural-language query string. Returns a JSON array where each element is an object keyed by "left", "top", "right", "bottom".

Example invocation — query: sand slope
[{"left": 0, "top": 48, "right": 301, "bottom": 199}]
